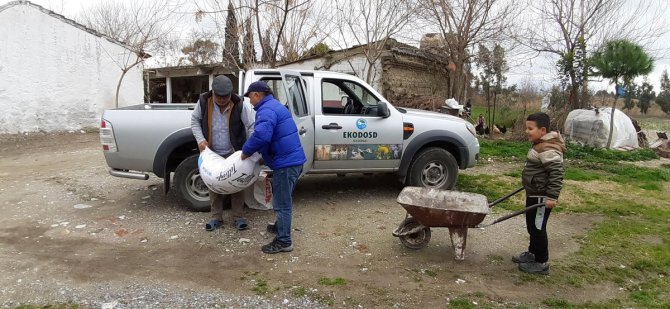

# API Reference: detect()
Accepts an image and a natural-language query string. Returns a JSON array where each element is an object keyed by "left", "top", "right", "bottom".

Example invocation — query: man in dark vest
[{"left": 191, "top": 75, "right": 255, "bottom": 231}]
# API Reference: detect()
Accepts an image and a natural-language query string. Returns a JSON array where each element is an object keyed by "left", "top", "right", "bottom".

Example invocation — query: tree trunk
[
  {"left": 605, "top": 85, "right": 619, "bottom": 149},
  {"left": 490, "top": 91, "right": 498, "bottom": 138},
  {"left": 116, "top": 60, "right": 142, "bottom": 108},
  {"left": 486, "top": 89, "right": 491, "bottom": 138},
  {"left": 365, "top": 61, "right": 374, "bottom": 85}
]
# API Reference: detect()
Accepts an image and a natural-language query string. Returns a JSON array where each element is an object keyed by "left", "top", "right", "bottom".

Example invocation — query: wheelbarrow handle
[
  {"left": 488, "top": 186, "right": 525, "bottom": 208},
  {"left": 477, "top": 203, "right": 545, "bottom": 228}
]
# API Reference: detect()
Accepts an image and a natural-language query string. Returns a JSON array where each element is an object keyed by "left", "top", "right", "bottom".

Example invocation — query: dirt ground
[{"left": 0, "top": 133, "right": 616, "bottom": 308}]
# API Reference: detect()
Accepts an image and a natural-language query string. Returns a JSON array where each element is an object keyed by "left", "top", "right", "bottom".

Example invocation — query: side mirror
[
  {"left": 340, "top": 96, "right": 349, "bottom": 107},
  {"left": 377, "top": 102, "right": 390, "bottom": 118}
]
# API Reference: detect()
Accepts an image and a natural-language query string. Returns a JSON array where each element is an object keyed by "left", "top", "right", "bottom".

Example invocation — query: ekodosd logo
[{"left": 356, "top": 118, "right": 367, "bottom": 130}]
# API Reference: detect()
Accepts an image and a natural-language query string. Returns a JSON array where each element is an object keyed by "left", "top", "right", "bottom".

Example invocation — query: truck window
[
  {"left": 261, "top": 77, "right": 308, "bottom": 117},
  {"left": 284, "top": 75, "right": 309, "bottom": 117},
  {"left": 321, "top": 79, "right": 380, "bottom": 115}
]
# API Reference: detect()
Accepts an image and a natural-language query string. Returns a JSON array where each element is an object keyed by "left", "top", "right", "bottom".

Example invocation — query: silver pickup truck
[{"left": 101, "top": 69, "right": 480, "bottom": 211}]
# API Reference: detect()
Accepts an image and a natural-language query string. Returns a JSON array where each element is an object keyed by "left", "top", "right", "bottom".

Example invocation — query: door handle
[
  {"left": 299, "top": 127, "right": 307, "bottom": 135},
  {"left": 322, "top": 123, "right": 342, "bottom": 130}
]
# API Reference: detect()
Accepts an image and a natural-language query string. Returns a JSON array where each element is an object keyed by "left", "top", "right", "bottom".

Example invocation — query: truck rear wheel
[
  {"left": 174, "top": 155, "right": 211, "bottom": 212},
  {"left": 407, "top": 147, "right": 458, "bottom": 190}
]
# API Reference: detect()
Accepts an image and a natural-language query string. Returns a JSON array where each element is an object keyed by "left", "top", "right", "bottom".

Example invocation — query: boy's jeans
[{"left": 272, "top": 165, "right": 302, "bottom": 245}]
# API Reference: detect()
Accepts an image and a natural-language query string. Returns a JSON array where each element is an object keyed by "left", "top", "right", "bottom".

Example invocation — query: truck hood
[{"left": 399, "top": 107, "right": 468, "bottom": 124}]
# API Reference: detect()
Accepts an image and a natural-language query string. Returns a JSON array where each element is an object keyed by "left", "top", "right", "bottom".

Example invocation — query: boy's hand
[{"left": 545, "top": 199, "right": 557, "bottom": 208}]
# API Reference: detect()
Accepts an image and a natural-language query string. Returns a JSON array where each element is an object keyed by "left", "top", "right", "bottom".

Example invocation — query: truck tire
[
  {"left": 174, "top": 155, "right": 211, "bottom": 212},
  {"left": 407, "top": 147, "right": 458, "bottom": 190}
]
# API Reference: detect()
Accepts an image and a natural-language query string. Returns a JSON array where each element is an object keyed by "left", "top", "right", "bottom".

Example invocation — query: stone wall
[{"left": 380, "top": 52, "right": 450, "bottom": 109}]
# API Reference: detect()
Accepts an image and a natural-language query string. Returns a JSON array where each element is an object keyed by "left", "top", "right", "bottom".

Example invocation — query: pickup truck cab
[{"left": 101, "top": 69, "right": 479, "bottom": 211}]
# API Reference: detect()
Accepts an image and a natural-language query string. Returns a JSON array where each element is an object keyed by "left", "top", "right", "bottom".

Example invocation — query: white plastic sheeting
[{"left": 564, "top": 108, "right": 639, "bottom": 149}]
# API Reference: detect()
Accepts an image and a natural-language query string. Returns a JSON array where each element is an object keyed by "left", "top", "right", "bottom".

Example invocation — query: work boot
[
  {"left": 261, "top": 238, "right": 293, "bottom": 254},
  {"left": 518, "top": 261, "right": 549, "bottom": 275},
  {"left": 512, "top": 251, "right": 535, "bottom": 263}
]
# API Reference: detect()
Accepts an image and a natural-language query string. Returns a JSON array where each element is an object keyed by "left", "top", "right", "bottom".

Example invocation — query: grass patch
[
  {"left": 447, "top": 298, "right": 476, "bottom": 309},
  {"left": 318, "top": 277, "right": 347, "bottom": 286},
  {"left": 487, "top": 255, "right": 505, "bottom": 264},
  {"left": 569, "top": 161, "right": 670, "bottom": 190},
  {"left": 478, "top": 139, "right": 529, "bottom": 160},
  {"left": 567, "top": 143, "right": 657, "bottom": 163},
  {"left": 471, "top": 105, "right": 523, "bottom": 128},
  {"left": 478, "top": 138, "right": 668, "bottom": 190},
  {"left": 292, "top": 286, "right": 307, "bottom": 298},
  {"left": 564, "top": 168, "right": 606, "bottom": 181},
  {"left": 479, "top": 138, "right": 658, "bottom": 164},
  {"left": 457, "top": 174, "right": 522, "bottom": 210},
  {"left": 628, "top": 277, "right": 670, "bottom": 308},
  {"left": 422, "top": 269, "right": 438, "bottom": 277},
  {"left": 252, "top": 279, "right": 269, "bottom": 295},
  {"left": 541, "top": 298, "right": 573, "bottom": 308}
]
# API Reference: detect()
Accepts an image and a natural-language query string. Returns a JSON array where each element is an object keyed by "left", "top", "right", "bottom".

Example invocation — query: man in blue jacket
[{"left": 241, "top": 81, "right": 306, "bottom": 254}]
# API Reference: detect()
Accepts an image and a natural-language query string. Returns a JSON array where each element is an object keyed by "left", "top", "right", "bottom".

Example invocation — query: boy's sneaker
[
  {"left": 518, "top": 261, "right": 549, "bottom": 275},
  {"left": 512, "top": 251, "right": 535, "bottom": 263},
  {"left": 261, "top": 238, "right": 293, "bottom": 254}
]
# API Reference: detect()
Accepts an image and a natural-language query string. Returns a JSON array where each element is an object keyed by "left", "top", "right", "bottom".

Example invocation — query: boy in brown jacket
[{"left": 513, "top": 112, "right": 566, "bottom": 275}]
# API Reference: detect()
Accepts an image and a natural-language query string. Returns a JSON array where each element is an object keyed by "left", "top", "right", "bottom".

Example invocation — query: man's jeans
[{"left": 272, "top": 165, "right": 302, "bottom": 245}]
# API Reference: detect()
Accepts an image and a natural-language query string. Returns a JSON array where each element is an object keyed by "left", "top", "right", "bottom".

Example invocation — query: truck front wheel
[
  {"left": 407, "top": 147, "right": 458, "bottom": 190},
  {"left": 174, "top": 155, "right": 211, "bottom": 212}
]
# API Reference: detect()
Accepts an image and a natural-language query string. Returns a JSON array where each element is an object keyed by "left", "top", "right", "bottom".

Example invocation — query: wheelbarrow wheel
[{"left": 398, "top": 217, "right": 431, "bottom": 249}]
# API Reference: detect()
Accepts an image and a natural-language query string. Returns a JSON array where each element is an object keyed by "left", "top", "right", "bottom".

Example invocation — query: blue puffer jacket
[{"left": 242, "top": 94, "right": 306, "bottom": 170}]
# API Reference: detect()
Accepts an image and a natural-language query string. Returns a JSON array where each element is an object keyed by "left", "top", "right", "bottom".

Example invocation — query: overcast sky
[{"left": 4, "top": 0, "right": 669, "bottom": 94}]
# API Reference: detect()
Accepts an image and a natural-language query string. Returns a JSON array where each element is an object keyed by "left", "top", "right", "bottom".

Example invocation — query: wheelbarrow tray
[{"left": 396, "top": 187, "right": 489, "bottom": 228}]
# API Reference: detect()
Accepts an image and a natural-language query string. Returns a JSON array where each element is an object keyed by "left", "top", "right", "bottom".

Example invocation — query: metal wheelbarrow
[{"left": 392, "top": 186, "right": 544, "bottom": 260}]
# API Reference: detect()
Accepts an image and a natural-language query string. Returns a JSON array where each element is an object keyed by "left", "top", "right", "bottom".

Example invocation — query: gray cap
[{"left": 212, "top": 75, "right": 233, "bottom": 96}]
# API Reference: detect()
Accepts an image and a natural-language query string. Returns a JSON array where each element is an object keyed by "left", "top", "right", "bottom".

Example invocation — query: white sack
[
  {"left": 244, "top": 172, "right": 273, "bottom": 210},
  {"left": 198, "top": 148, "right": 262, "bottom": 194},
  {"left": 445, "top": 98, "right": 464, "bottom": 110},
  {"left": 564, "top": 108, "right": 638, "bottom": 149}
]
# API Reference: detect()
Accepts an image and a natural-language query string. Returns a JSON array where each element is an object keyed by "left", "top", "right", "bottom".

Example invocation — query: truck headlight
[{"left": 465, "top": 122, "right": 476, "bottom": 137}]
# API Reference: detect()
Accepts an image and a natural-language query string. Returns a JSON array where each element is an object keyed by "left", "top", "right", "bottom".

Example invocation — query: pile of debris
[{"left": 650, "top": 132, "right": 670, "bottom": 158}]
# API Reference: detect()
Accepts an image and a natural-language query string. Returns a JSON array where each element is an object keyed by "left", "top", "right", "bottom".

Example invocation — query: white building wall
[
  {"left": 0, "top": 4, "right": 144, "bottom": 133},
  {"left": 278, "top": 58, "right": 326, "bottom": 71},
  {"left": 328, "top": 55, "right": 383, "bottom": 92}
]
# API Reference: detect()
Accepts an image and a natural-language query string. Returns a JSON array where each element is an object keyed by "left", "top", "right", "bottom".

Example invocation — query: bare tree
[
  {"left": 267, "top": 0, "right": 330, "bottom": 64},
  {"left": 196, "top": 0, "right": 327, "bottom": 68},
  {"left": 79, "top": 0, "right": 182, "bottom": 107},
  {"left": 195, "top": 0, "right": 249, "bottom": 70},
  {"left": 422, "top": 0, "right": 518, "bottom": 103},
  {"left": 181, "top": 32, "right": 221, "bottom": 65},
  {"left": 332, "top": 0, "right": 415, "bottom": 84},
  {"left": 519, "top": 0, "right": 670, "bottom": 110}
]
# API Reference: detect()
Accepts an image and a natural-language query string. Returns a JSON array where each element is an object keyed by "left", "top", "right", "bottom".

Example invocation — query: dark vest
[{"left": 198, "top": 91, "right": 247, "bottom": 151}]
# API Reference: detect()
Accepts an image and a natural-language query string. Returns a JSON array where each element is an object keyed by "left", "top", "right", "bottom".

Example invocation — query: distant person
[
  {"left": 464, "top": 98, "right": 472, "bottom": 116},
  {"left": 512, "top": 112, "right": 566, "bottom": 275},
  {"left": 475, "top": 114, "right": 486, "bottom": 135},
  {"left": 241, "top": 81, "right": 306, "bottom": 254},
  {"left": 191, "top": 75, "right": 255, "bottom": 232}
]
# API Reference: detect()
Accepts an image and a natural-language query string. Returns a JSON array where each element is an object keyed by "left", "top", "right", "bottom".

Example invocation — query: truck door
[
  {"left": 279, "top": 70, "right": 314, "bottom": 175},
  {"left": 313, "top": 77, "right": 403, "bottom": 172}
]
